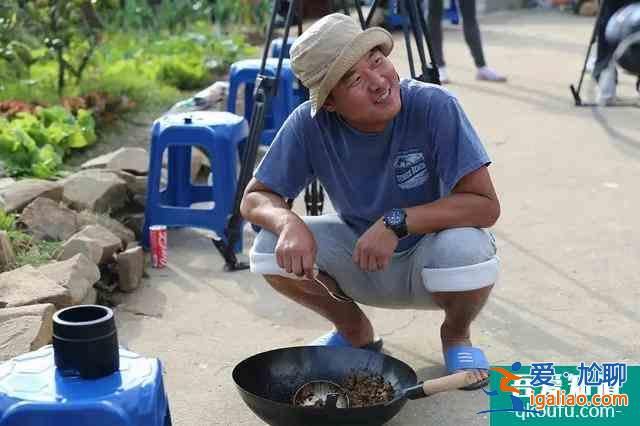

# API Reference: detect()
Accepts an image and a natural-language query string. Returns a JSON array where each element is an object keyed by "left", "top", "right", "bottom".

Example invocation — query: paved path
[{"left": 115, "top": 9, "right": 640, "bottom": 426}]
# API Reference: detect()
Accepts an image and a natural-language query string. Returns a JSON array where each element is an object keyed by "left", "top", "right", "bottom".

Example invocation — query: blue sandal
[
  {"left": 444, "top": 346, "right": 490, "bottom": 390},
  {"left": 310, "top": 330, "right": 384, "bottom": 352}
]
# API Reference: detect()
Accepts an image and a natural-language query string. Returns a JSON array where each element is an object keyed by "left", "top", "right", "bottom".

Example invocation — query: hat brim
[{"left": 309, "top": 28, "right": 394, "bottom": 117}]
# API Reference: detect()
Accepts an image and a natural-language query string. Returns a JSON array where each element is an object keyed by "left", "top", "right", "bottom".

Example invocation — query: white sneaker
[
  {"left": 596, "top": 63, "right": 617, "bottom": 106},
  {"left": 476, "top": 66, "right": 507, "bottom": 82},
  {"left": 438, "top": 66, "right": 450, "bottom": 84}
]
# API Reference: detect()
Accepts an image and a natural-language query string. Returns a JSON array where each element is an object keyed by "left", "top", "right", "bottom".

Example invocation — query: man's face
[{"left": 324, "top": 49, "right": 401, "bottom": 133}]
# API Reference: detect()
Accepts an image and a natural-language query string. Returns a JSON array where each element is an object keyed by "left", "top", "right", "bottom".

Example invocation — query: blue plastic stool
[
  {"left": 0, "top": 345, "right": 170, "bottom": 426},
  {"left": 385, "top": 0, "right": 459, "bottom": 28},
  {"left": 227, "top": 58, "right": 304, "bottom": 147},
  {"left": 269, "top": 36, "right": 296, "bottom": 59},
  {"left": 444, "top": 0, "right": 460, "bottom": 25},
  {"left": 141, "top": 111, "right": 248, "bottom": 252}
]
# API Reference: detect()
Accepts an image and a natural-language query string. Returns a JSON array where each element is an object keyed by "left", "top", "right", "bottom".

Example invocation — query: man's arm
[
  {"left": 240, "top": 178, "right": 317, "bottom": 278},
  {"left": 240, "top": 178, "right": 297, "bottom": 234},
  {"left": 405, "top": 165, "right": 500, "bottom": 235},
  {"left": 353, "top": 165, "right": 499, "bottom": 272}
]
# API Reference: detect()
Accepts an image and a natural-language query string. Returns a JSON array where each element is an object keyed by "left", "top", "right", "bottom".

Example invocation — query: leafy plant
[
  {"left": 0, "top": 106, "right": 96, "bottom": 178},
  {"left": 0, "top": 209, "right": 17, "bottom": 232}
]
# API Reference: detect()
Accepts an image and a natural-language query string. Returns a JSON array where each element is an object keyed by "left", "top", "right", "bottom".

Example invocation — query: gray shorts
[{"left": 249, "top": 214, "right": 499, "bottom": 309}]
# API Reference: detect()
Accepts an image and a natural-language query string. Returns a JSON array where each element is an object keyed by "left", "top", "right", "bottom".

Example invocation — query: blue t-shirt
[{"left": 254, "top": 79, "right": 491, "bottom": 251}]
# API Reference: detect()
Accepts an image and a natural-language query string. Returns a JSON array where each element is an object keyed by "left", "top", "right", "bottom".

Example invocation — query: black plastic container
[{"left": 52, "top": 304, "right": 119, "bottom": 379}]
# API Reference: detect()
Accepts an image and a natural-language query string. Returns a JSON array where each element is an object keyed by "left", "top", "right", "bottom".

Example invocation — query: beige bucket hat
[{"left": 290, "top": 13, "right": 394, "bottom": 117}]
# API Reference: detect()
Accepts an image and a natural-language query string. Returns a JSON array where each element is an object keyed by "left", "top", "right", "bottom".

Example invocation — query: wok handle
[{"left": 404, "top": 371, "right": 478, "bottom": 400}]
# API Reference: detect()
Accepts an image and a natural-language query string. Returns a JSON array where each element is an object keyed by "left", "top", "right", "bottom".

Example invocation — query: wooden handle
[{"left": 421, "top": 371, "right": 478, "bottom": 395}]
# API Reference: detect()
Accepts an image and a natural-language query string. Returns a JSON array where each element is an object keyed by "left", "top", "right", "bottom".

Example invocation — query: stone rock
[
  {"left": 81, "top": 147, "right": 149, "bottom": 175},
  {"left": 117, "top": 246, "right": 144, "bottom": 292},
  {"left": 0, "top": 304, "right": 55, "bottom": 361},
  {"left": 0, "top": 230, "right": 15, "bottom": 271},
  {"left": 20, "top": 197, "right": 79, "bottom": 241},
  {"left": 132, "top": 194, "right": 146, "bottom": 209},
  {"left": 61, "top": 170, "right": 128, "bottom": 213},
  {"left": 120, "top": 213, "right": 145, "bottom": 240},
  {"left": 191, "top": 148, "right": 211, "bottom": 181},
  {"left": 116, "top": 171, "right": 148, "bottom": 197},
  {"left": 77, "top": 210, "right": 136, "bottom": 247},
  {"left": 80, "top": 287, "right": 97, "bottom": 305},
  {"left": 162, "top": 147, "right": 210, "bottom": 183},
  {"left": 0, "top": 179, "right": 62, "bottom": 213},
  {"left": 58, "top": 236, "right": 103, "bottom": 265},
  {"left": 0, "top": 265, "right": 70, "bottom": 308},
  {"left": 37, "top": 254, "right": 100, "bottom": 304},
  {"left": 0, "top": 178, "right": 15, "bottom": 190},
  {"left": 58, "top": 225, "right": 122, "bottom": 265}
]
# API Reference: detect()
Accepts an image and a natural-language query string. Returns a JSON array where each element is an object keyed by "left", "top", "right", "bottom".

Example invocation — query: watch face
[{"left": 389, "top": 209, "right": 403, "bottom": 226}]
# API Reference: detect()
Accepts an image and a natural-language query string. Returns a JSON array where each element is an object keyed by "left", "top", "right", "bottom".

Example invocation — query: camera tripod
[{"left": 213, "top": 0, "right": 440, "bottom": 271}]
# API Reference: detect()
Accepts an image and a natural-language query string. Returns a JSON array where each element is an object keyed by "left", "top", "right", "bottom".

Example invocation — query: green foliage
[
  {"left": 7, "top": 229, "right": 63, "bottom": 270},
  {"left": 19, "top": 0, "right": 102, "bottom": 94},
  {"left": 0, "top": 209, "right": 61, "bottom": 272},
  {"left": 0, "top": 106, "right": 96, "bottom": 178},
  {"left": 0, "top": 209, "right": 17, "bottom": 232},
  {"left": 0, "top": 2, "right": 41, "bottom": 78},
  {"left": 101, "top": 0, "right": 213, "bottom": 33},
  {"left": 89, "top": 29, "right": 257, "bottom": 93},
  {"left": 211, "top": 0, "right": 271, "bottom": 32},
  {"left": 157, "top": 57, "right": 209, "bottom": 90}
]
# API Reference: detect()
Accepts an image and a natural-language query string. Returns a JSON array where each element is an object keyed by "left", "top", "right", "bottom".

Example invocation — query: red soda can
[{"left": 149, "top": 225, "right": 168, "bottom": 268}]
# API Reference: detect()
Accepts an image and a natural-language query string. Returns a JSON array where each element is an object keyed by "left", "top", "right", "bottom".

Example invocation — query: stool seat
[
  {"left": 269, "top": 36, "right": 296, "bottom": 59},
  {"left": 0, "top": 345, "right": 170, "bottom": 426},
  {"left": 142, "top": 111, "right": 248, "bottom": 251},
  {"left": 227, "top": 58, "right": 305, "bottom": 147}
]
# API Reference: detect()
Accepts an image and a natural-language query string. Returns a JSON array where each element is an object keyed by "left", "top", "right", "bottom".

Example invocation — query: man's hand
[
  {"left": 353, "top": 219, "right": 398, "bottom": 272},
  {"left": 275, "top": 217, "right": 317, "bottom": 279}
]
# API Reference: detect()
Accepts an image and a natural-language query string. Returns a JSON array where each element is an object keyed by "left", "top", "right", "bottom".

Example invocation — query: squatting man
[{"left": 240, "top": 13, "right": 501, "bottom": 389}]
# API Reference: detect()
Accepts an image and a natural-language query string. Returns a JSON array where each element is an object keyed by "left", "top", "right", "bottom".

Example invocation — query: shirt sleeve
[
  {"left": 253, "top": 106, "right": 315, "bottom": 199},
  {"left": 429, "top": 94, "right": 491, "bottom": 194}
]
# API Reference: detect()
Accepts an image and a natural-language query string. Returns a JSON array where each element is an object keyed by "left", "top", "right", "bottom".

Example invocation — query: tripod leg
[
  {"left": 353, "top": 0, "right": 366, "bottom": 28},
  {"left": 570, "top": 3, "right": 602, "bottom": 106},
  {"left": 400, "top": 0, "right": 417, "bottom": 78},
  {"left": 404, "top": 0, "right": 432, "bottom": 81},
  {"left": 365, "top": 0, "right": 382, "bottom": 28},
  {"left": 218, "top": 0, "right": 301, "bottom": 271},
  {"left": 415, "top": 0, "right": 440, "bottom": 84}
]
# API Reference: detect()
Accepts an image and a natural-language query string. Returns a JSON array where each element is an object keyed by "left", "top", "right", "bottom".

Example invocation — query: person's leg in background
[
  {"left": 593, "top": 0, "right": 634, "bottom": 105},
  {"left": 427, "top": 0, "right": 449, "bottom": 82},
  {"left": 458, "top": 0, "right": 506, "bottom": 82}
]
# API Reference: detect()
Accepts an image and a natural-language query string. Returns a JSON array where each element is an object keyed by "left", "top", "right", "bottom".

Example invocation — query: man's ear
[{"left": 323, "top": 93, "right": 336, "bottom": 112}]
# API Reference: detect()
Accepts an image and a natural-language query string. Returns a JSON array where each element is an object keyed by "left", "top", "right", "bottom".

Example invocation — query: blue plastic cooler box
[{"left": 0, "top": 345, "right": 171, "bottom": 426}]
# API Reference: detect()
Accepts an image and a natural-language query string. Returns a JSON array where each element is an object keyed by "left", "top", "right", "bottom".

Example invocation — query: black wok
[{"left": 232, "top": 346, "right": 475, "bottom": 426}]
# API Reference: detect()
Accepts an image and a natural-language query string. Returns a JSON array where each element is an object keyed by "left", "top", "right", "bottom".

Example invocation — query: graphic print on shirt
[{"left": 393, "top": 150, "right": 428, "bottom": 189}]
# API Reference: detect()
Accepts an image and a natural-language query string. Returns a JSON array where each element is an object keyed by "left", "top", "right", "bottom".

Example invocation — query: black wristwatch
[{"left": 383, "top": 208, "right": 408, "bottom": 239}]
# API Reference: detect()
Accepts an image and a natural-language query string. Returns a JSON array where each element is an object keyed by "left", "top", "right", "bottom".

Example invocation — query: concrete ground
[{"left": 115, "top": 9, "right": 640, "bottom": 426}]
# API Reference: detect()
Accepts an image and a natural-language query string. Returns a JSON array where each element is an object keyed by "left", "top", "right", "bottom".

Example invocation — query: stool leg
[
  {"left": 142, "top": 138, "right": 166, "bottom": 249},
  {"left": 166, "top": 145, "right": 192, "bottom": 207}
]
